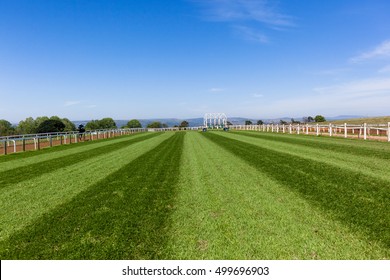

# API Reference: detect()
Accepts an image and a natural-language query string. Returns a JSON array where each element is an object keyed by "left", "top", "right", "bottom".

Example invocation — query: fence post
[
  {"left": 50, "top": 136, "right": 53, "bottom": 147},
  {"left": 363, "top": 123, "right": 367, "bottom": 140},
  {"left": 3, "top": 141, "right": 7, "bottom": 155},
  {"left": 344, "top": 123, "right": 347, "bottom": 138},
  {"left": 22, "top": 138, "right": 26, "bottom": 151},
  {"left": 329, "top": 123, "right": 332, "bottom": 137},
  {"left": 388, "top": 122, "right": 390, "bottom": 142},
  {"left": 37, "top": 138, "right": 40, "bottom": 150}
]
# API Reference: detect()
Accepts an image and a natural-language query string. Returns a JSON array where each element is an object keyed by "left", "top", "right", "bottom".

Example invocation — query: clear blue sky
[{"left": 1, "top": 0, "right": 390, "bottom": 123}]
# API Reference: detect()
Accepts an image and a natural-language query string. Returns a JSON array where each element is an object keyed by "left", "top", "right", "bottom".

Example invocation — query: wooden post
[
  {"left": 3, "top": 141, "right": 7, "bottom": 155},
  {"left": 363, "top": 123, "right": 367, "bottom": 140},
  {"left": 37, "top": 138, "right": 40, "bottom": 150},
  {"left": 50, "top": 136, "right": 53, "bottom": 147},
  {"left": 344, "top": 123, "right": 347, "bottom": 138},
  {"left": 316, "top": 124, "right": 319, "bottom": 136},
  {"left": 329, "top": 123, "right": 332, "bottom": 137},
  {"left": 22, "top": 138, "right": 26, "bottom": 151}
]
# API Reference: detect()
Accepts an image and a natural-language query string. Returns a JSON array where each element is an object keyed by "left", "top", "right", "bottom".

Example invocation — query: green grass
[
  {"left": 323, "top": 116, "right": 390, "bottom": 125},
  {"left": 0, "top": 133, "right": 159, "bottom": 188},
  {"left": 202, "top": 132, "right": 390, "bottom": 249},
  {"left": 0, "top": 131, "right": 389, "bottom": 259},
  {"left": 0, "top": 132, "right": 184, "bottom": 259}
]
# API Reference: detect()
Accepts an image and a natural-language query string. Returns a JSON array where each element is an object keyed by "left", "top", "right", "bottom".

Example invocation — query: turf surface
[{"left": 0, "top": 131, "right": 389, "bottom": 259}]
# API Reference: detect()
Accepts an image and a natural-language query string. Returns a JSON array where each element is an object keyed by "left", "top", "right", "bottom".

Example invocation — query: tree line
[
  {"left": 244, "top": 115, "right": 326, "bottom": 126},
  {"left": 1, "top": 115, "right": 327, "bottom": 136},
  {"left": 0, "top": 117, "right": 192, "bottom": 136}
]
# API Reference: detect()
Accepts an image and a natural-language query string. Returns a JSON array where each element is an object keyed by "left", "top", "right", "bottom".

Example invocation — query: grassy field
[
  {"left": 324, "top": 116, "right": 390, "bottom": 124},
  {"left": 0, "top": 131, "right": 389, "bottom": 259}
]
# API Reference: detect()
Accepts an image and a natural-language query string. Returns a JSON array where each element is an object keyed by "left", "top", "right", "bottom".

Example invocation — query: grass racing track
[{"left": 0, "top": 131, "right": 389, "bottom": 259}]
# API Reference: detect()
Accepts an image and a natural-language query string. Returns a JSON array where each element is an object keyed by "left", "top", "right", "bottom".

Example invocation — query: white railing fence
[
  {"left": 0, "top": 128, "right": 147, "bottom": 155},
  {"left": 229, "top": 122, "right": 390, "bottom": 142}
]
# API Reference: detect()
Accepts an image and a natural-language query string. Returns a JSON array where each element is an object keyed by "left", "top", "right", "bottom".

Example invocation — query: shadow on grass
[
  {"left": 0, "top": 133, "right": 161, "bottom": 189},
  {"left": 203, "top": 132, "right": 390, "bottom": 249},
  {"left": 0, "top": 132, "right": 184, "bottom": 259}
]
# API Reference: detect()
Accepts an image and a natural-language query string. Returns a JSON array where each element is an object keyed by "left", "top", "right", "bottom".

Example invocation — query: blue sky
[{"left": 1, "top": 0, "right": 390, "bottom": 122}]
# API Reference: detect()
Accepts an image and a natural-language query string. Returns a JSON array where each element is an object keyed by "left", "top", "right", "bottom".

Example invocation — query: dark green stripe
[
  {"left": 231, "top": 131, "right": 390, "bottom": 160},
  {"left": 0, "top": 133, "right": 160, "bottom": 189},
  {"left": 0, "top": 132, "right": 185, "bottom": 259},
  {"left": 203, "top": 132, "right": 390, "bottom": 248}
]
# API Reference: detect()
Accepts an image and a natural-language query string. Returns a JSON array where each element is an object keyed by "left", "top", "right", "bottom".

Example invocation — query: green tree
[
  {"left": 291, "top": 118, "right": 300, "bottom": 124},
  {"left": 179, "top": 120, "right": 189, "bottom": 128},
  {"left": 245, "top": 120, "right": 253, "bottom": 125},
  {"left": 314, "top": 115, "right": 326, "bottom": 122},
  {"left": 257, "top": 120, "right": 264, "bottom": 125},
  {"left": 35, "top": 116, "right": 50, "bottom": 128},
  {"left": 126, "top": 119, "right": 142, "bottom": 128},
  {"left": 36, "top": 119, "right": 66, "bottom": 133},
  {"left": 78, "top": 124, "right": 86, "bottom": 133},
  {"left": 17, "top": 117, "right": 37, "bottom": 134},
  {"left": 61, "top": 117, "right": 76, "bottom": 131},
  {"left": 85, "top": 120, "right": 100, "bottom": 130},
  {"left": 0, "top": 119, "right": 15, "bottom": 136},
  {"left": 99, "top": 118, "right": 117, "bottom": 129},
  {"left": 280, "top": 120, "right": 288, "bottom": 125},
  {"left": 147, "top": 121, "right": 162, "bottom": 128},
  {"left": 49, "top": 116, "right": 75, "bottom": 131}
]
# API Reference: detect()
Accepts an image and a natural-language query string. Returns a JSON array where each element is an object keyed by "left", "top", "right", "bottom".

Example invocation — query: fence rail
[
  {"left": 0, "top": 128, "right": 147, "bottom": 155},
  {"left": 229, "top": 122, "right": 390, "bottom": 142}
]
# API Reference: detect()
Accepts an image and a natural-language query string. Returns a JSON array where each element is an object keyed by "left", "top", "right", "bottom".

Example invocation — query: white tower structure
[{"left": 204, "top": 113, "right": 228, "bottom": 128}]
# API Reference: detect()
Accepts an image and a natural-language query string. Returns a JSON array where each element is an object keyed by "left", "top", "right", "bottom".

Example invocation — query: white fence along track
[{"left": 230, "top": 122, "right": 390, "bottom": 142}]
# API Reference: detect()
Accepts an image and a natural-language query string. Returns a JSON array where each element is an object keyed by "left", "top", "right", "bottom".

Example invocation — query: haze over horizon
[{"left": 1, "top": 0, "right": 390, "bottom": 123}]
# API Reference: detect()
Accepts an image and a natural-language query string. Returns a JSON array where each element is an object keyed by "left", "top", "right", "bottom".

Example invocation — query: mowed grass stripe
[
  {"left": 223, "top": 131, "right": 390, "bottom": 182},
  {"left": 204, "top": 132, "right": 390, "bottom": 249},
  {"left": 0, "top": 133, "right": 160, "bottom": 189},
  {"left": 0, "top": 133, "right": 150, "bottom": 172},
  {"left": 165, "top": 132, "right": 388, "bottom": 259},
  {"left": 0, "top": 132, "right": 173, "bottom": 242},
  {"left": 0, "top": 132, "right": 184, "bottom": 259},
  {"left": 231, "top": 130, "right": 390, "bottom": 159}
]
